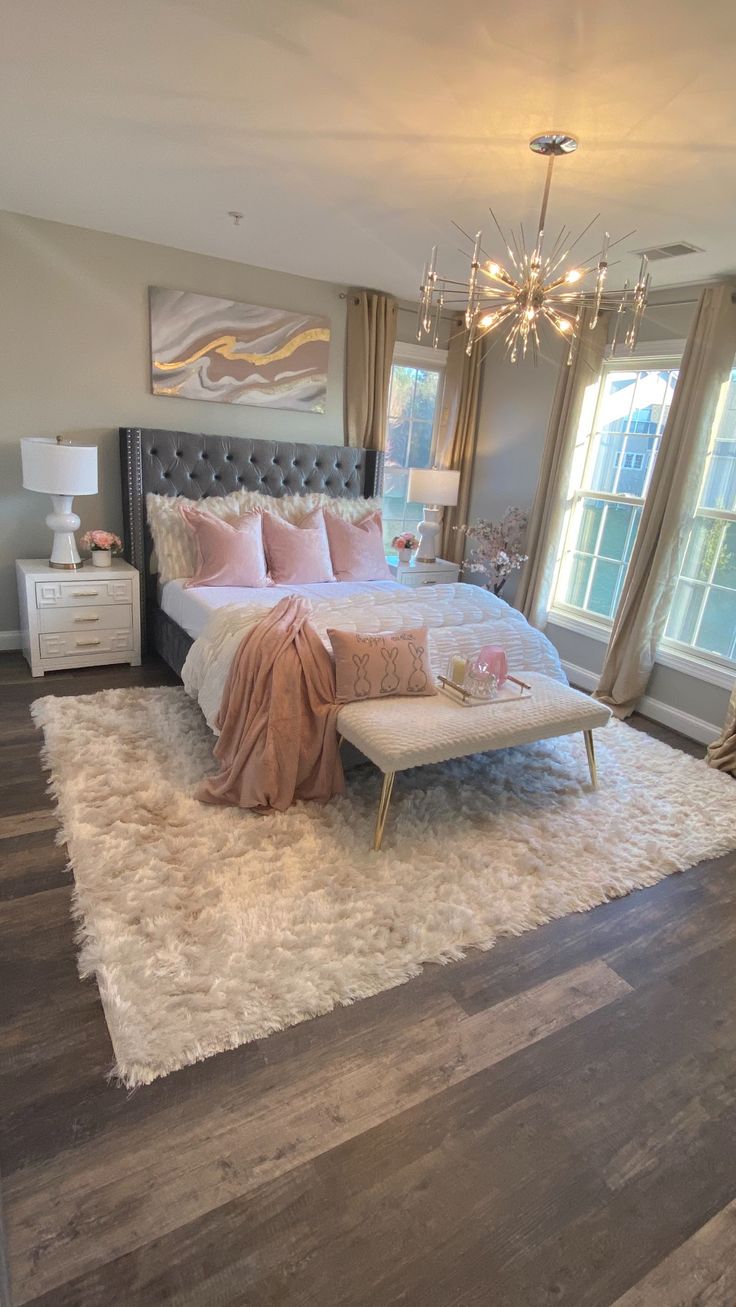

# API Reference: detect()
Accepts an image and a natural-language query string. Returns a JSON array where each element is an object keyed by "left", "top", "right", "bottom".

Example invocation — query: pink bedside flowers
[{"left": 80, "top": 530, "right": 122, "bottom": 553}]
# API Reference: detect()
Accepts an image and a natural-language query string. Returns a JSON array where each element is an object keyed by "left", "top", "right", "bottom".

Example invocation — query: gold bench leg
[
  {"left": 583, "top": 730, "right": 597, "bottom": 789},
  {"left": 373, "top": 771, "right": 396, "bottom": 851}
]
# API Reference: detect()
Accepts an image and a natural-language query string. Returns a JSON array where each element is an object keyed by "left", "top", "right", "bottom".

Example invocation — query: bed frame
[{"left": 119, "top": 427, "right": 384, "bottom": 675}]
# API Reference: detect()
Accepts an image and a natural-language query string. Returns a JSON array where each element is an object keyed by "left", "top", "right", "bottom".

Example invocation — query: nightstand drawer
[
  {"left": 401, "top": 571, "right": 446, "bottom": 587},
  {"left": 35, "top": 578, "right": 134, "bottom": 609},
  {"left": 39, "top": 629, "right": 134, "bottom": 659},
  {"left": 38, "top": 604, "right": 134, "bottom": 634}
]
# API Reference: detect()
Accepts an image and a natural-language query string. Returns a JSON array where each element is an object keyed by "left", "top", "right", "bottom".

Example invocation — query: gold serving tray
[{"left": 437, "top": 674, "right": 532, "bottom": 708}]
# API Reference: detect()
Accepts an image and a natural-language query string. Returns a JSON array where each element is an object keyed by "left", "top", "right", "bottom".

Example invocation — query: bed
[
  {"left": 119, "top": 427, "right": 384, "bottom": 673},
  {"left": 119, "top": 426, "right": 566, "bottom": 732}
]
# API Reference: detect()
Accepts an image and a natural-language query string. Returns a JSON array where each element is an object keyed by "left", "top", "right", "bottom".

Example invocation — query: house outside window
[
  {"left": 551, "top": 355, "right": 680, "bottom": 624},
  {"left": 382, "top": 343, "right": 447, "bottom": 550}
]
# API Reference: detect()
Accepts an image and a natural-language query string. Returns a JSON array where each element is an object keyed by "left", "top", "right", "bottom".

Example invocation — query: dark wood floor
[{"left": 1, "top": 651, "right": 735, "bottom": 1307}]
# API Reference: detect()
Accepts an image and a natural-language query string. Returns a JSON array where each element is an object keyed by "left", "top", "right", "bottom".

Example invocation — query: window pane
[
  {"left": 680, "top": 518, "right": 724, "bottom": 582},
  {"left": 412, "top": 370, "right": 440, "bottom": 419},
  {"left": 587, "top": 559, "right": 621, "bottom": 617},
  {"left": 701, "top": 439, "right": 736, "bottom": 512},
  {"left": 599, "top": 503, "right": 636, "bottom": 561},
  {"left": 562, "top": 554, "right": 593, "bottom": 608},
  {"left": 695, "top": 588, "right": 736, "bottom": 660},
  {"left": 577, "top": 498, "right": 605, "bottom": 552},
  {"left": 388, "top": 367, "right": 415, "bottom": 420},
  {"left": 714, "top": 521, "right": 736, "bottom": 589},
  {"left": 386, "top": 418, "right": 409, "bottom": 469},
  {"left": 407, "top": 419, "right": 435, "bottom": 469},
  {"left": 666, "top": 579, "right": 704, "bottom": 645}
]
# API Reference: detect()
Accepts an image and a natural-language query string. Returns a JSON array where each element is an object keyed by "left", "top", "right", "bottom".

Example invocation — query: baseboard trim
[
  {"left": 0, "top": 630, "right": 21, "bottom": 652},
  {"left": 560, "top": 658, "right": 721, "bottom": 746}
]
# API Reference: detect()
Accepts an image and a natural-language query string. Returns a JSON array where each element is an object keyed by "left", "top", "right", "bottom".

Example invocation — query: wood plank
[
  {"left": 6, "top": 962, "right": 631, "bottom": 1303},
  {"left": 609, "top": 1196, "right": 736, "bottom": 1307}
]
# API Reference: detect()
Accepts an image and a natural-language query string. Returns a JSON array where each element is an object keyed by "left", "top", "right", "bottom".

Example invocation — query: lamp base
[
  {"left": 46, "top": 495, "right": 83, "bottom": 569},
  {"left": 415, "top": 506, "right": 443, "bottom": 564}
]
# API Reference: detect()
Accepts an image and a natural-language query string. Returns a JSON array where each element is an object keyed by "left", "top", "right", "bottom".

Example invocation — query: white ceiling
[{"left": 2, "top": 0, "right": 736, "bottom": 298}]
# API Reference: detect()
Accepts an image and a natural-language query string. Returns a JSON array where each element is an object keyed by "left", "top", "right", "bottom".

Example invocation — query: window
[
  {"left": 552, "top": 358, "right": 680, "bottom": 623},
  {"left": 382, "top": 344, "right": 446, "bottom": 550},
  {"left": 663, "top": 368, "right": 736, "bottom": 665}
]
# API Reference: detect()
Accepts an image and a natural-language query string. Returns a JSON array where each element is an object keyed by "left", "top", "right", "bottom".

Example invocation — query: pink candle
[{"left": 475, "top": 644, "right": 508, "bottom": 686}]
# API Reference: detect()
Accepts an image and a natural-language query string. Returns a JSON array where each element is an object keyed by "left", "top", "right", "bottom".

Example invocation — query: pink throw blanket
[{"left": 196, "top": 595, "right": 345, "bottom": 811}]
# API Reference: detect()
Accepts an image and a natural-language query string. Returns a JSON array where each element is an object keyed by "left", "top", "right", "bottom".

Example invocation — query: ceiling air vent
[{"left": 632, "top": 241, "right": 704, "bottom": 262}]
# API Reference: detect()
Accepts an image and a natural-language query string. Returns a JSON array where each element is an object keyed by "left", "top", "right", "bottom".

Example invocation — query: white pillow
[{"left": 147, "top": 490, "right": 383, "bottom": 584}]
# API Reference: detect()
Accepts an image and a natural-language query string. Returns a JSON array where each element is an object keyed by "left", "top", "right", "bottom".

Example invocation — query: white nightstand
[
  {"left": 16, "top": 558, "right": 141, "bottom": 677},
  {"left": 387, "top": 555, "right": 460, "bottom": 588}
]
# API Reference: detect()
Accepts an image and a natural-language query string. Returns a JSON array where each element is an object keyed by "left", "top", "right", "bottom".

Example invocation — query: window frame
[
  {"left": 549, "top": 345, "right": 683, "bottom": 633},
  {"left": 382, "top": 342, "right": 447, "bottom": 547},
  {"left": 660, "top": 369, "right": 736, "bottom": 672}
]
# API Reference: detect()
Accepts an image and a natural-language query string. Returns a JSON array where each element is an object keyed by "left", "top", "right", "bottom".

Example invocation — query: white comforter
[{"left": 183, "top": 582, "right": 566, "bottom": 733}]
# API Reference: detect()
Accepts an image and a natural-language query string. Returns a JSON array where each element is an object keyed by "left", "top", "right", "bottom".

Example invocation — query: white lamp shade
[
  {"left": 407, "top": 467, "right": 460, "bottom": 507},
  {"left": 21, "top": 438, "right": 98, "bottom": 496}
]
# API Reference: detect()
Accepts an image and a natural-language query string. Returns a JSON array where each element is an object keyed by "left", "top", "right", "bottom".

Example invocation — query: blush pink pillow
[
  {"left": 262, "top": 507, "right": 335, "bottom": 584},
  {"left": 327, "top": 627, "right": 436, "bottom": 703},
  {"left": 324, "top": 511, "right": 392, "bottom": 582},
  {"left": 180, "top": 506, "right": 270, "bottom": 588}
]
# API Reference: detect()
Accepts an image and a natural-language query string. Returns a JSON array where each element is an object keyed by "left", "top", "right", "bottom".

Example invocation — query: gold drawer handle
[
  {"left": 75, "top": 639, "right": 102, "bottom": 647},
  {"left": 72, "top": 590, "right": 99, "bottom": 597},
  {"left": 73, "top": 615, "right": 100, "bottom": 623},
  {"left": 421, "top": 579, "right": 438, "bottom": 585}
]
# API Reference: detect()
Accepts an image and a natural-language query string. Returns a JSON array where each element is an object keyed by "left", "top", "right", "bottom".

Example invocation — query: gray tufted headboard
[{"left": 119, "top": 426, "right": 384, "bottom": 668}]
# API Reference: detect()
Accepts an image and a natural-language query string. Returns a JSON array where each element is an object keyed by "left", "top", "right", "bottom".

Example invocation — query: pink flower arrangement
[
  {"left": 459, "top": 507, "right": 529, "bottom": 596},
  {"left": 392, "top": 531, "right": 419, "bottom": 550},
  {"left": 80, "top": 529, "right": 123, "bottom": 554}
]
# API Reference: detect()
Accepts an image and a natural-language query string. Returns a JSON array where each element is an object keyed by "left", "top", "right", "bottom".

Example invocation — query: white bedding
[
  {"left": 180, "top": 580, "right": 567, "bottom": 734},
  {"left": 161, "top": 577, "right": 405, "bottom": 641}
]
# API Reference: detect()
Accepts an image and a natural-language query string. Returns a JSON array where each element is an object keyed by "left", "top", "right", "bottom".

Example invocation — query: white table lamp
[
  {"left": 407, "top": 467, "right": 460, "bottom": 563},
  {"left": 21, "top": 437, "right": 98, "bottom": 570}
]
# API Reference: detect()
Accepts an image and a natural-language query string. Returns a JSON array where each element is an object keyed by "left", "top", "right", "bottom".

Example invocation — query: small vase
[
  {"left": 91, "top": 549, "right": 112, "bottom": 568},
  {"left": 398, "top": 548, "right": 412, "bottom": 563}
]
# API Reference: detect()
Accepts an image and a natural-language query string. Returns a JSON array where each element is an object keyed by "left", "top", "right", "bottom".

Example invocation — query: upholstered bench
[{"left": 337, "top": 672, "right": 611, "bottom": 850}]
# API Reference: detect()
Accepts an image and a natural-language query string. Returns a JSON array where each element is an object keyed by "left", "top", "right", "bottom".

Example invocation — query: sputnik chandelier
[{"left": 417, "top": 132, "right": 651, "bottom": 363}]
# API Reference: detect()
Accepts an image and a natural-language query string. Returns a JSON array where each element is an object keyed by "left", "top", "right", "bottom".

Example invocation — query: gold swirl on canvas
[{"left": 149, "top": 288, "right": 330, "bottom": 413}]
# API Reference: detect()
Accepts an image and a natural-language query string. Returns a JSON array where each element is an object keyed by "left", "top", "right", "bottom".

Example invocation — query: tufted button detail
[
  {"left": 201, "top": 452, "right": 208, "bottom": 460},
  {"left": 226, "top": 454, "right": 234, "bottom": 461},
  {"left": 150, "top": 448, "right": 158, "bottom": 457},
  {"left": 214, "top": 473, "right": 221, "bottom": 481},
  {"left": 238, "top": 476, "right": 245, "bottom": 483},
  {"left": 176, "top": 450, "right": 183, "bottom": 457},
  {"left": 163, "top": 471, "right": 171, "bottom": 478}
]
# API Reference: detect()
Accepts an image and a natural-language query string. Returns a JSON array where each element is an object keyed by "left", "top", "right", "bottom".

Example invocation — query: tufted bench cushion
[{"left": 337, "top": 673, "right": 611, "bottom": 848}]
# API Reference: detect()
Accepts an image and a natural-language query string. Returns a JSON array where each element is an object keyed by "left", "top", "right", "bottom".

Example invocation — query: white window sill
[
  {"left": 546, "top": 607, "right": 611, "bottom": 643},
  {"left": 656, "top": 642, "right": 735, "bottom": 691},
  {"left": 547, "top": 608, "right": 735, "bottom": 690}
]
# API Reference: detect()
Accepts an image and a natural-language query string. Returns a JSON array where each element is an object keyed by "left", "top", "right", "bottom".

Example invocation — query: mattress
[{"left": 160, "top": 577, "right": 406, "bottom": 641}]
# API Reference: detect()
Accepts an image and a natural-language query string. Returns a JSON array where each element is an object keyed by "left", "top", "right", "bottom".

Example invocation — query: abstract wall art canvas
[{"left": 149, "top": 287, "right": 330, "bottom": 412}]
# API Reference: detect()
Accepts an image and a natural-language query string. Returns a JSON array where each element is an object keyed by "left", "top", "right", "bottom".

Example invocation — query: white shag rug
[{"left": 33, "top": 686, "right": 736, "bottom": 1087}]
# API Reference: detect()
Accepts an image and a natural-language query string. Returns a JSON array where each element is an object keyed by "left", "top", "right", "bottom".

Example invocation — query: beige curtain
[
  {"left": 514, "top": 311, "right": 610, "bottom": 628},
  {"left": 595, "top": 283, "right": 736, "bottom": 717},
  {"left": 437, "top": 318, "right": 483, "bottom": 563},
  {"left": 344, "top": 289, "right": 398, "bottom": 451},
  {"left": 707, "top": 683, "right": 736, "bottom": 775}
]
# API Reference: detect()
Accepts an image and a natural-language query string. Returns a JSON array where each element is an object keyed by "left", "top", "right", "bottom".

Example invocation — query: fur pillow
[
  {"left": 146, "top": 491, "right": 383, "bottom": 584},
  {"left": 328, "top": 627, "right": 437, "bottom": 703}
]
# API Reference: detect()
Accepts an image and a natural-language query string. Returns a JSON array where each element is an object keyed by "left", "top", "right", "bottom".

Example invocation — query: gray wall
[
  {"left": 469, "top": 290, "right": 731, "bottom": 736},
  {"left": 0, "top": 210, "right": 350, "bottom": 634}
]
